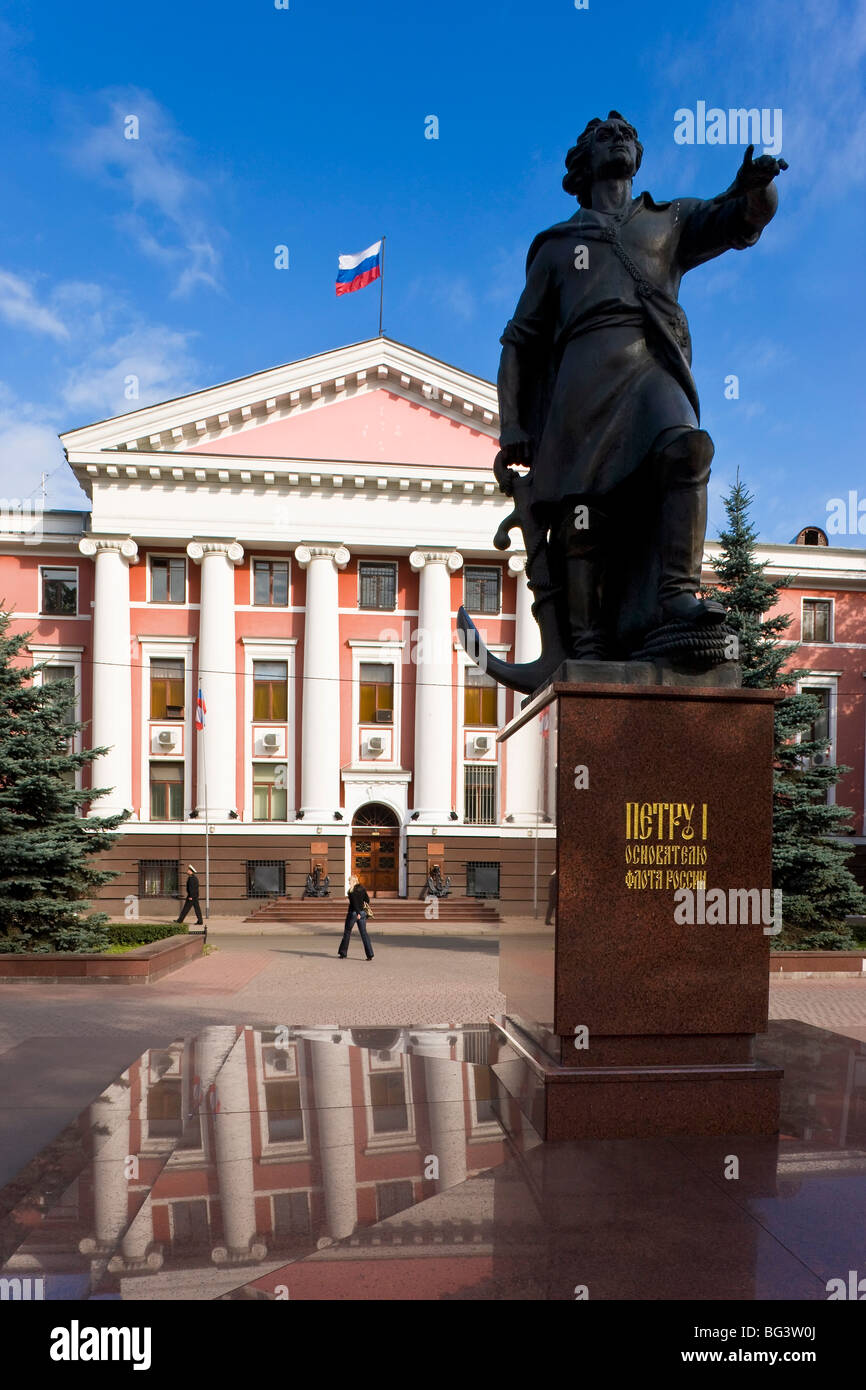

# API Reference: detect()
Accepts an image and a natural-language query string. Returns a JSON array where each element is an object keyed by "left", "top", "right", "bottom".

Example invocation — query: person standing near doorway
[
  {"left": 177, "top": 864, "right": 203, "bottom": 926},
  {"left": 338, "top": 877, "right": 374, "bottom": 961}
]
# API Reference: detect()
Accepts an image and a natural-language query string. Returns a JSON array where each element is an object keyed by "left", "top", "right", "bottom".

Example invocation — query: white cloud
[
  {"left": 61, "top": 322, "right": 201, "bottom": 420},
  {"left": 68, "top": 88, "right": 225, "bottom": 298},
  {"left": 0, "top": 269, "right": 69, "bottom": 339},
  {"left": 0, "top": 398, "right": 85, "bottom": 509}
]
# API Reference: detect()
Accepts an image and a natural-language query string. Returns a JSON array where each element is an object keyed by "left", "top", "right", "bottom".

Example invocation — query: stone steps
[{"left": 244, "top": 896, "right": 501, "bottom": 923}]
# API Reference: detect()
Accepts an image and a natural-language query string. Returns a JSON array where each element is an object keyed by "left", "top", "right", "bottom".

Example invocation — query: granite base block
[{"left": 490, "top": 1018, "right": 783, "bottom": 1142}]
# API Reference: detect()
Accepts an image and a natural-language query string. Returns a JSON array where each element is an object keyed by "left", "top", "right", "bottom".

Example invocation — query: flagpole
[{"left": 378, "top": 235, "right": 386, "bottom": 337}]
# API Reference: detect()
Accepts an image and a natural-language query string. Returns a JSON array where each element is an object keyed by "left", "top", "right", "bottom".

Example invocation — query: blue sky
[{"left": 0, "top": 0, "right": 864, "bottom": 545}]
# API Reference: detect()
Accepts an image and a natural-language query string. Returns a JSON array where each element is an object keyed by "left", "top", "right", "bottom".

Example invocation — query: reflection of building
[
  {"left": 1, "top": 342, "right": 864, "bottom": 913},
  {"left": 0, "top": 1026, "right": 508, "bottom": 1300}
]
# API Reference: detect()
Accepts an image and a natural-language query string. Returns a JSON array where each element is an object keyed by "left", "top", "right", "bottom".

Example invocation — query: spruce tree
[
  {"left": 0, "top": 609, "right": 126, "bottom": 952},
  {"left": 705, "top": 479, "right": 865, "bottom": 949}
]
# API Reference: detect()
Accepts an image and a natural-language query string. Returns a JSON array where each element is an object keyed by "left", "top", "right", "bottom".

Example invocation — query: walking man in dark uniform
[
  {"left": 338, "top": 878, "right": 374, "bottom": 961},
  {"left": 177, "top": 864, "right": 203, "bottom": 926}
]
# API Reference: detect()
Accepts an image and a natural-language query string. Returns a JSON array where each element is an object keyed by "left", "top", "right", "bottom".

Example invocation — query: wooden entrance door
[{"left": 351, "top": 831, "right": 398, "bottom": 896}]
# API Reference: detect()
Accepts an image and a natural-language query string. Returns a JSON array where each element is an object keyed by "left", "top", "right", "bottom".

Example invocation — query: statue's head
[{"left": 563, "top": 111, "right": 643, "bottom": 206}]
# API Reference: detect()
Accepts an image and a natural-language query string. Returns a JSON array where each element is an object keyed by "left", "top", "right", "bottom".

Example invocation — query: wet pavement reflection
[{"left": 0, "top": 1020, "right": 864, "bottom": 1300}]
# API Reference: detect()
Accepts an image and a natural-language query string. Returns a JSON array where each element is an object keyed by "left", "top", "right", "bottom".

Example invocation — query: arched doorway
[{"left": 351, "top": 802, "right": 400, "bottom": 897}]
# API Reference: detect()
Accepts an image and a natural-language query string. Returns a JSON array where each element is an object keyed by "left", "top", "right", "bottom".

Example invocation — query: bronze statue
[{"left": 458, "top": 112, "right": 786, "bottom": 692}]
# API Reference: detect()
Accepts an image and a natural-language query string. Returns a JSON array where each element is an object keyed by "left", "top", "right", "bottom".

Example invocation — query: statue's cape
[{"left": 513, "top": 192, "right": 700, "bottom": 446}]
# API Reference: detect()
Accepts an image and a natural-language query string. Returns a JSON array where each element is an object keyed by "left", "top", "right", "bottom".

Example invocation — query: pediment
[
  {"left": 183, "top": 387, "right": 497, "bottom": 470},
  {"left": 60, "top": 337, "right": 500, "bottom": 467}
]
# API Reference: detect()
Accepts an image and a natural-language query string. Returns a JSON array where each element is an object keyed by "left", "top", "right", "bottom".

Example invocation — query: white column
[
  {"left": 296, "top": 544, "right": 350, "bottom": 819},
  {"left": 187, "top": 541, "right": 243, "bottom": 820},
  {"left": 420, "top": 1042, "right": 468, "bottom": 1192},
  {"left": 210, "top": 1033, "right": 265, "bottom": 1262},
  {"left": 310, "top": 1034, "right": 358, "bottom": 1242},
  {"left": 78, "top": 537, "right": 138, "bottom": 817},
  {"left": 409, "top": 549, "right": 463, "bottom": 822},
  {"left": 504, "top": 554, "right": 543, "bottom": 824},
  {"left": 78, "top": 1078, "right": 132, "bottom": 1255}
]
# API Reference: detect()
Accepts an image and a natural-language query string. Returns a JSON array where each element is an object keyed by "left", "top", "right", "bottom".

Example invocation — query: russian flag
[
  {"left": 336, "top": 240, "right": 382, "bottom": 297},
  {"left": 195, "top": 688, "right": 206, "bottom": 731}
]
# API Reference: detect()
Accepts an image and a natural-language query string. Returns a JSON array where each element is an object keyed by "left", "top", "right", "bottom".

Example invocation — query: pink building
[{"left": 0, "top": 338, "right": 864, "bottom": 914}]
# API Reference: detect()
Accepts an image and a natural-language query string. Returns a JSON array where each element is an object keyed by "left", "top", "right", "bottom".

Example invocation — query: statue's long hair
[{"left": 563, "top": 110, "right": 643, "bottom": 207}]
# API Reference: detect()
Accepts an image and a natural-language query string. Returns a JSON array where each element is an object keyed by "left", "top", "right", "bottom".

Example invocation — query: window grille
[
  {"left": 466, "top": 861, "right": 500, "bottom": 898},
  {"left": 464, "top": 766, "right": 497, "bottom": 824},
  {"left": 359, "top": 562, "right": 397, "bottom": 611},
  {"left": 246, "top": 860, "right": 286, "bottom": 897}
]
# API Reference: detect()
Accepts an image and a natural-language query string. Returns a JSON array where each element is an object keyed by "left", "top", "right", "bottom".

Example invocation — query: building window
[
  {"left": 150, "top": 762, "right": 184, "bottom": 821},
  {"left": 42, "top": 664, "right": 77, "bottom": 786},
  {"left": 171, "top": 1200, "right": 210, "bottom": 1247},
  {"left": 359, "top": 662, "right": 394, "bottom": 723},
  {"left": 265, "top": 1079, "right": 304, "bottom": 1142},
  {"left": 253, "top": 559, "right": 289, "bottom": 607},
  {"left": 146, "top": 1080, "right": 183, "bottom": 1139},
  {"left": 464, "top": 668, "right": 498, "bottom": 726},
  {"left": 253, "top": 660, "right": 288, "bottom": 720},
  {"left": 800, "top": 684, "right": 833, "bottom": 767},
  {"left": 150, "top": 659, "right": 185, "bottom": 719},
  {"left": 464, "top": 767, "right": 497, "bottom": 825},
  {"left": 359, "top": 562, "right": 397, "bottom": 611},
  {"left": 41, "top": 568, "right": 77, "bottom": 616},
  {"left": 376, "top": 1180, "right": 414, "bottom": 1221},
  {"left": 139, "top": 861, "right": 180, "bottom": 898},
  {"left": 273, "top": 1191, "right": 311, "bottom": 1239},
  {"left": 252, "top": 763, "right": 288, "bottom": 821},
  {"left": 466, "top": 861, "right": 500, "bottom": 898},
  {"left": 247, "top": 860, "right": 286, "bottom": 898},
  {"left": 369, "top": 1070, "right": 409, "bottom": 1133},
  {"left": 802, "top": 599, "right": 832, "bottom": 643},
  {"left": 464, "top": 565, "right": 501, "bottom": 615},
  {"left": 150, "top": 556, "right": 186, "bottom": 604},
  {"left": 472, "top": 1063, "right": 497, "bottom": 1123}
]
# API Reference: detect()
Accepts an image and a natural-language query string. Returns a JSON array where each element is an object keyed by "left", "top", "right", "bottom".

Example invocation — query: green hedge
[{"left": 106, "top": 922, "right": 189, "bottom": 947}]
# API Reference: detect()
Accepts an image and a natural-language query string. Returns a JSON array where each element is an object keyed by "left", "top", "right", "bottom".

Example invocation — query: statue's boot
[
  {"left": 655, "top": 429, "right": 726, "bottom": 626},
  {"left": 559, "top": 501, "right": 608, "bottom": 658}
]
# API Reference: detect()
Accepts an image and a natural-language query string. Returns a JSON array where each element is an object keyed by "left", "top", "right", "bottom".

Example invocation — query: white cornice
[
  {"left": 703, "top": 540, "right": 866, "bottom": 590},
  {"left": 67, "top": 449, "right": 500, "bottom": 500},
  {"left": 59, "top": 338, "right": 500, "bottom": 457}
]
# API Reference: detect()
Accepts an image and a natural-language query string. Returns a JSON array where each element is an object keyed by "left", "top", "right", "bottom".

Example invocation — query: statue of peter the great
[{"left": 458, "top": 112, "right": 786, "bottom": 691}]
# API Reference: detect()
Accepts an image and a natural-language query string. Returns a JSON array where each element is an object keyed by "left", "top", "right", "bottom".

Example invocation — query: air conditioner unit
[
  {"left": 473, "top": 734, "right": 492, "bottom": 754},
  {"left": 374, "top": 709, "right": 393, "bottom": 723},
  {"left": 367, "top": 735, "right": 385, "bottom": 754},
  {"left": 157, "top": 730, "right": 175, "bottom": 747},
  {"left": 262, "top": 731, "right": 280, "bottom": 749}
]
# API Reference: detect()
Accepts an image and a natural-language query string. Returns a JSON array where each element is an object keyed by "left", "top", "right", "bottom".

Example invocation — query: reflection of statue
[
  {"left": 303, "top": 866, "right": 330, "bottom": 898},
  {"left": 423, "top": 865, "right": 452, "bottom": 899},
  {"left": 458, "top": 112, "right": 787, "bottom": 691}
]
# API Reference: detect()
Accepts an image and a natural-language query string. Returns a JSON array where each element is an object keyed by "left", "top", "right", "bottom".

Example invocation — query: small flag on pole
[
  {"left": 336, "top": 240, "right": 382, "bottom": 297},
  {"left": 195, "top": 689, "right": 206, "bottom": 731}
]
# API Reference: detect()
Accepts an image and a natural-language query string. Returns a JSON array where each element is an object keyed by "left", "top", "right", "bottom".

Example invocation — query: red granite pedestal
[{"left": 491, "top": 665, "right": 783, "bottom": 1140}]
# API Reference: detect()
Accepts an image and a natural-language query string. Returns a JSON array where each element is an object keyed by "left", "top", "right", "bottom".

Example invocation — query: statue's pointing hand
[{"left": 734, "top": 144, "right": 788, "bottom": 192}]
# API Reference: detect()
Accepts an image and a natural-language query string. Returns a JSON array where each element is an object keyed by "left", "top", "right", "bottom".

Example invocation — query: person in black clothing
[
  {"left": 177, "top": 864, "right": 203, "bottom": 925},
  {"left": 338, "top": 878, "right": 374, "bottom": 960}
]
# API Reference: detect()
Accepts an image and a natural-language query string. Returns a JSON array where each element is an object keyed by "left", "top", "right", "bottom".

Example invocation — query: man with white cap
[{"left": 176, "top": 864, "right": 203, "bottom": 926}]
